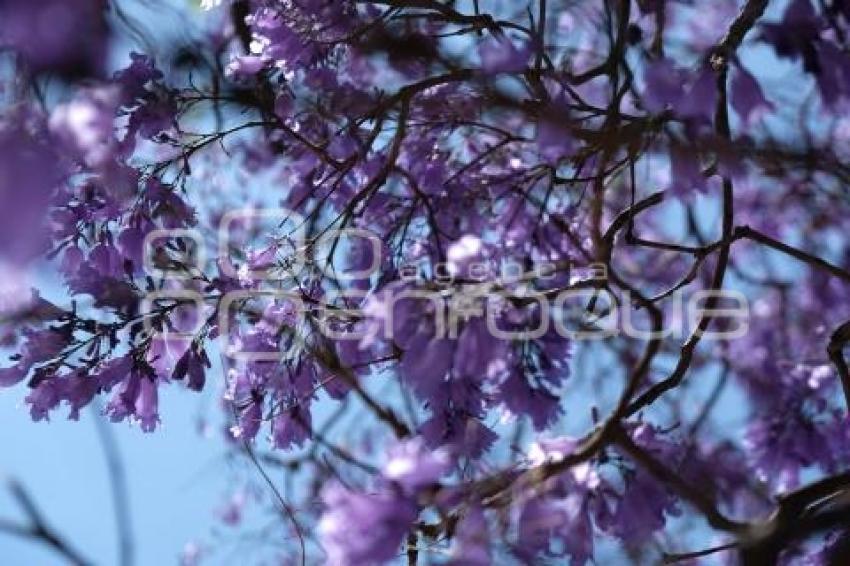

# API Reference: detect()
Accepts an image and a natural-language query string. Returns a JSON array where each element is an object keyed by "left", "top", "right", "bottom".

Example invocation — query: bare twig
[{"left": 1, "top": 478, "right": 92, "bottom": 566}]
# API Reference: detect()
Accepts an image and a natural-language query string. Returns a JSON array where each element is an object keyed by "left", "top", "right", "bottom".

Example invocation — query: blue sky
[{"left": 0, "top": 388, "right": 229, "bottom": 564}]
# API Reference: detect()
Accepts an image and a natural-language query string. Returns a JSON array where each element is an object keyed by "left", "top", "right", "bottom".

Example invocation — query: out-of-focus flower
[
  {"left": 0, "top": 111, "right": 62, "bottom": 264},
  {"left": 49, "top": 87, "right": 120, "bottom": 169},
  {"left": 180, "top": 541, "right": 204, "bottom": 566},
  {"left": 382, "top": 437, "right": 451, "bottom": 493},
  {"left": 0, "top": 0, "right": 109, "bottom": 77},
  {"left": 217, "top": 490, "right": 248, "bottom": 526},
  {"left": 641, "top": 58, "right": 688, "bottom": 113},
  {"left": 478, "top": 36, "right": 531, "bottom": 74},
  {"left": 0, "top": 262, "right": 33, "bottom": 317},
  {"left": 318, "top": 482, "right": 417, "bottom": 565},
  {"left": 446, "top": 235, "right": 483, "bottom": 277},
  {"left": 514, "top": 495, "right": 594, "bottom": 565},
  {"left": 271, "top": 406, "right": 312, "bottom": 450},
  {"left": 731, "top": 64, "right": 774, "bottom": 125},
  {"left": 447, "top": 506, "right": 490, "bottom": 566},
  {"left": 0, "top": 327, "right": 71, "bottom": 389}
]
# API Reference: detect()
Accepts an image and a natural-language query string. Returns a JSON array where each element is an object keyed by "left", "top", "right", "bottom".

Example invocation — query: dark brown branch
[
  {"left": 740, "top": 472, "right": 850, "bottom": 564},
  {"left": 828, "top": 321, "right": 850, "bottom": 411},
  {"left": 663, "top": 542, "right": 738, "bottom": 564},
  {"left": 711, "top": 0, "right": 771, "bottom": 68},
  {"left": 1, "top": 479, "right": 92, "bottom": 566},
  {"left": 737, "top": 226, "right": 850, "bottom": 284}
]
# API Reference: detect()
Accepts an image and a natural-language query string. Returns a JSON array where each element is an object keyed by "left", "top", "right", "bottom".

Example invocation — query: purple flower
[
  {"left": 180, "top": 542, "right": 204, "bottom": 566},
  {"left": 105, "top": 371, "right": 138, "bottom": 421},
  {"left": 399, "top": 332, "right": 454, "bottom": 401},
  {"left": 514, "top": 496, "right": 594, "bottom": 565},
  {"left": 0, "top": 0, "right": 109, "bottom": 77},
  {"left": 25, "top": 379, "right": 64, "bottom": 421},
  {"left": 498, "top": 368, "right": 562, "bottom": 431},
  {"left": 527, "top": 436, "right": 579, "bottom": 465},
  {"left": 0, "top": 365, "right": 26, "bottom": 387},
  {"left": 453, "top": 319, "right": 506, "bottom": 379},
  {"left": 644, "top": 61, "right": 722, "bottom": 123},
  {"left": 135, "top": 377, "right": 160, "bottom": 432},
  {"left": 446, "top": 235, "right": 484, "bottom": 277},
  {"left": 232, "top": 396, "right": 263, "bottom": 442},
  {"left": 731, "top": 64, "right": 774, "bottom": 126},
  {"left": 113, "top": 53, "right": 163, "bottom": 106},
  {"left": 420, "top": 410, "right": 497, "bottom": 459},
  {"left": 19, "top": 327, "right": 70, "bottom": 369},
  {"left": 117, "top": 222, "right": 155, "bottom": 271},
  {"left": 226, "top": 56, "right": 268, "bottom": 79},
  {"left": 813, "top": 42, "right": 850, "bottom": 106},
  {"left": 217, "top": 490, "right": 248, "bottom": 526},
  {"left": 172, "top": 347, "right": 208, "bottom": 392},
  {"left": 668, "top": 144, "right": 707, "bottom": 195},
  {"left": 382, "top": 438, "right": 451, "bottom": 493},
  {"left": 603, "top": 467, "right": 680, "bottom": 544},
  {"left": 601, "top": 425, "right": 682, "bottom": 543},
  {"left": 447, "top": 506, "right": 490, "bottom": 566},
  {"left": 104, "top": 365, "right": 162, "bottom": 432},
  {"left": 123, "top": 95, "right": 176, "bottom": 145},
  {"left": 271, "top": 406, "right": 312, "bottom": 450},
  {"left": 246, "top": 7, "right": 318, "bottom": 73},
  {"left": 61, "top": 374, "right": 100, "bottom": 421},
  {"left": 274, "top": 95, "right": 294, "bottom": 121},
  {"left": 0, "top": 113, "right": 62, "bottom": 264},
  {"left": 49, "top": 86, "right": 120, "bottom": 168},
  {"left": 66, "top": 263, "right": 138, "bottom": 310},
  {"left": 0, "top": 327, "right": 71, "bottom": 393},
  {"left": 318, "top": 482, "right": 417, "bottom": 565},
  {"left": 641, "top": 59, "right": 687, "bottom": 113},
  {"left": 758, "top": 0, "right": 850, "bottom": 105},
  {"left": 675, "top": 66, "right": 719, "bottom": 122},
  {"left": 743, "top": 412, "right": 832, "bottom": 493},
  {"left": 759, "top": 0, "right": 821, "bottom": 65},
  {"left": 147, "top": 335, "right": 192, "bottom": 380},
  {"left": 478, "top": 36, "right": 531, "bottom": 74},
  {"left": 537, "top": 116, "right": 576, "bottom": 164}
]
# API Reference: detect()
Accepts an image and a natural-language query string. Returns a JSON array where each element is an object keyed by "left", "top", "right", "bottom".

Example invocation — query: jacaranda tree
[{"left": 3, "top": 0, "right": 850, "bottom": 563}]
